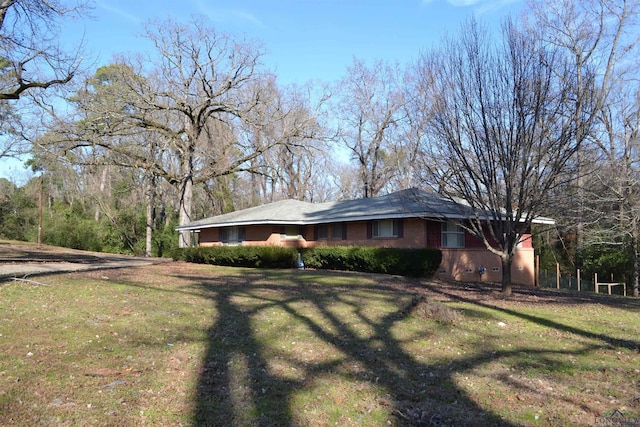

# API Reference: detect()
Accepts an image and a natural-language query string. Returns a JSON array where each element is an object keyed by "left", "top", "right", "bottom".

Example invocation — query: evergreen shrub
[
  {"left": 175, "top": 245, "right": 298, "bottom": 269},
  {"left": 175, "top": 245, "right": 442, "bottom": 278},
  {"left": 302, "top": 246, "right": 442, "bottom": 277}
]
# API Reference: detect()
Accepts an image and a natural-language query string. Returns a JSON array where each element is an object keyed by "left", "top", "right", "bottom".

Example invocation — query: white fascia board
[
  {"left": 175, "top": 219, "right": 307, "bottom": 231},
  {"left": 175, "top": 212, "right": 554, "bottom": 232},
  {"left": 531, "top": 217, "right": 556, "bottom": 225},
  {"left": 175, "top": 212, "right": 434, "bottom": 231}
]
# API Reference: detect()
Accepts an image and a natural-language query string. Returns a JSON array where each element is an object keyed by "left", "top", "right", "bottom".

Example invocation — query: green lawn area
[{"left": 1, "top": 261, "right": 639, "bottom": 426}]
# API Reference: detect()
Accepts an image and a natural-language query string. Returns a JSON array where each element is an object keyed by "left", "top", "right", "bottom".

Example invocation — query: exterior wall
[
  {"left": 436, "top": 247, "right": 535, "bottom": 286},
  {"left": 198, "top": 225, "right": 279, "bottom": 246},
  {"left": 195, "top": 218, "right": 536, "bottom": 286},
  {"left": 198, "top": 228, "right": 220, "bottom": 246},
  {"left": 310, "top": 219, "right": 428, "bottom": 249}
]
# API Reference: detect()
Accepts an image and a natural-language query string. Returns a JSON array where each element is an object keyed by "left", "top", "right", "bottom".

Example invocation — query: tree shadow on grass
[
  {"left": 120, "top": 270, "right": 638, "bottom": 426},
  {"left": 193, "top": 280, "right": 303, "bottom": 425},
  {"left": 110, "top": 266, "right": 636, "bottom": 425},
  {"left": 162, "top": 268, "right": 624, "bottom": 426},
  {"left": 424, "top": 283, "right": 640, "bottom": 352}
]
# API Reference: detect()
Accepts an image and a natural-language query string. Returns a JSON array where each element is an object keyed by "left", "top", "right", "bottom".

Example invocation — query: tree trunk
[
  {"left": 95, "top": 165, "right": 109, "bottom": 222},
  {"left": 178, "top": 175, "right": 193, "bottom": 248},
  {"left": 633, "top": 226, "right": 640, "bottom": 298},
  {"left": 633, "top": 243, "right": 639, "bottom": 298},
  {"left": 145, "top": 175, "right": 155, "bottom": 257},
  {"left": 501, "top": 254, "right": 513, "bottom": 296}
]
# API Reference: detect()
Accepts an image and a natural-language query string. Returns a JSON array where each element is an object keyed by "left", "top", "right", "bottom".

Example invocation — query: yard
[{"left": 0, "top": 247, "right": 639, "bottom": 426}]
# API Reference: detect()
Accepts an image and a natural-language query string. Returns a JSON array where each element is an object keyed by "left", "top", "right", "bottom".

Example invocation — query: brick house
[{"left": 176, "top": 188, "right": 553, "bottom": 285}]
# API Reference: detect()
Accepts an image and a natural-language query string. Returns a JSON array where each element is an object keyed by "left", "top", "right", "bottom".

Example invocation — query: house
[{"left": 176, "top": 188, "right": 553, "bottom": 285}]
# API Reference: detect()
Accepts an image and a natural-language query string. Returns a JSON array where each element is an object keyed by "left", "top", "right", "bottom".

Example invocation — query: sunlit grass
[{"left": 1, "top": 262, "right": 639, "bottom": 426}]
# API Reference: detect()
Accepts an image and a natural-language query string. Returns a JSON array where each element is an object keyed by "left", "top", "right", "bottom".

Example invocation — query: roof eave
[
  {"left": 175, "top": 219, "right": 308, "bottom": 231},
  {"left": 531, "top": 217, "right": 556, "bottom": 225},
  {"left": 176, "top": 213, "right": 555, "bottom": 232},
  {"left": 174, "top": 211, "right": 468, "bottom": 232}
]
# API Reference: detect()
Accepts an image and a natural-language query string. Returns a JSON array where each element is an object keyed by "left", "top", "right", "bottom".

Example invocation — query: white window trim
[
  {"left": 442, "top": 221, "right": 465, "bottom": 248},
  {"left": 373, "top": 219, "right": 398, "bottom": 238}
]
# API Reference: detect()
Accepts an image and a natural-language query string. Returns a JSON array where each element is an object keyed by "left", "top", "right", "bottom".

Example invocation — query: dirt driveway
[{"left": 0, "top": 241, "right": 171, "bottom": 280}]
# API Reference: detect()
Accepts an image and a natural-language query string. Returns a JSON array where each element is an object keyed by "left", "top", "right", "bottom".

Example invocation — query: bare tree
[
  {"left": 526, "top": 0, "right": 640, "bottom": 296},
  {"left": 334, "top": 58, "right": 406, "bottom": 198},
  {"left": 573, "top": 59, "right": 640, "bottom": 298},
  {"left": 0, "top": 96, "right": 21, "bottom": 158},
  {"left": 32, "top": 62, "right": 163, "bottom": 255},
  {"left": 51, "top": 17, "right": 270, "bottom": 248},
  {"left": 133, "top": 17, "right": 334, "bottom": 247},
  {"left": 0, "top": 0, "right": 87, "bottom": 161},
  {"left": 0, "top": 0, "right": 85, "bottom": 100},
  {"left": 413, "top": 18, "right": 596, "bottom": 295},
  {"left": 39, "top": 16, "right": 324, "bottom": 248},
  {"left": 579, "top": 76, "right": 640, "bottom": 298},
  {"left": 245, "top": 81, "right": 330, "bottom": 203},
  {"left": 400, "top": 66, "right": 434, "bottom": 191}
]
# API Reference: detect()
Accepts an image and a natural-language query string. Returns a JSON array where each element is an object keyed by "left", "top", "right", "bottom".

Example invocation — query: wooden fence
[{"left": 537, "top": 260, "right": 627, "bottom": 297}]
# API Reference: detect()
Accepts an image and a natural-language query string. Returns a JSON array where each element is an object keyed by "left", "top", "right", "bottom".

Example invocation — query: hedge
[
  {"left": 174, "top": 245, "right": 442, "bottom": 278},
  {"left": 174, "top": 246, "right": 298, "bottom": 269},
  {"left": 301, "top": 246, "right": 442, "bottom": 277}
]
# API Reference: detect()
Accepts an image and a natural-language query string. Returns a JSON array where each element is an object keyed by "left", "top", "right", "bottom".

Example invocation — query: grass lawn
[{"left": 0, "top": 260, "right": 639, "bottom": 426}]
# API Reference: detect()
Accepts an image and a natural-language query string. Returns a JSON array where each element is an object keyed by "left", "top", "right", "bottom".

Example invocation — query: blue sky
[
  {"left": 2, "top": 0, "right": 523, "bottom": 182},
  {"left": 71, "top": 0, "right": 524, "bottom": 85}
]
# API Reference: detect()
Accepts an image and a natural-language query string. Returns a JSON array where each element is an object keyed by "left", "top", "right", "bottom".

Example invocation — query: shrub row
[
  {"left": 301, "top": 246, "right": 442, "bottom": 277},
  {"left": 175, "top": 245, "right": 442, "bottom": 278},
  {"left": 175, "top": 245, "right": 298, "bottom": 269}
]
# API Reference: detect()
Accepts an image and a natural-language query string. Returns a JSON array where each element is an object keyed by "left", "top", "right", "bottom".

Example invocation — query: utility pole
[{"left": 38, "top": 175, "right": 43, "bottom": 249}]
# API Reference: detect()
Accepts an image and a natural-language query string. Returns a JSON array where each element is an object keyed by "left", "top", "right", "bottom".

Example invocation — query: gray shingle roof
[
  {"left": 176, "top": 188, "right": 555, "bottom": 231},
  {"left": 175, "top": 188, "right": 470, "bottom": 231}
]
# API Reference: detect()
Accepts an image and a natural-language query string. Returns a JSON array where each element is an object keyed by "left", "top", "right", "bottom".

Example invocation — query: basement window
[{"left": 280, "top": 225, "right": 303, "bottom": 240}]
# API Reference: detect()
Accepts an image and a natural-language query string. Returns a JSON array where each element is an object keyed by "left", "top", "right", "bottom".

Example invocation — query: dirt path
[{"left": 0, "top": 241, "right": 171, "bottom": 280}]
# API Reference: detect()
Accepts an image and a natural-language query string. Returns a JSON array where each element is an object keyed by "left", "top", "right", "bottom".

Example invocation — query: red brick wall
[
  {"left": 305, "top": 219, "right": 428, "bottom": 249},
  {"left": 195, "top": 218, "right": 535, "bottom": 285},
  {"left": 198, "top": 228, "right": 218, "bottom": 246},
  {"left": 436, "top": 247, "right": 534, "bottom": 286},
  {"left": 198, "top": 225, "right": 278, "bottom": 246}
]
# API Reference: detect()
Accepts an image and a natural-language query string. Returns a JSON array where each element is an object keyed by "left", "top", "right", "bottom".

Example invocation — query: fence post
[
  {"left": 577, "top": 269, "right": 581, "bottom": 292},
  {"left": 595, "top": 272, "right": 598, "bottom": 294},
  {"left": 556, "top": 263, "right": 560, "bottom": 289},
  {"left": 535, "top": 255, "right": 540, "bottom": 287}
]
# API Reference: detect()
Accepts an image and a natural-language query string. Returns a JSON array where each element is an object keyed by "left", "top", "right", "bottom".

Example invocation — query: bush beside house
[
  {"left": 176, "top": 245, "right": 297, "bottom": 269},
  {"left": 175, "top": 246, "right": 442, "bottom": 278},
  {"left": 302, "top": 247, "right": 442, "bottom": 277}
]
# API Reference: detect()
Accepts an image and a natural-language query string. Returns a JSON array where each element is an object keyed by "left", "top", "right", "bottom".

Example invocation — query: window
[
  {"left": 280, "top": 225, "right": 303, "bottom": 239},
  {"left": 316, "top": 225, "right": 328, "bottom": 240},
  {"left": 372, "top": 219, "right": 401, "bottom": 238},
  {"left": 442, "top": 222, "right": 464, "bottom": 248},
  {"left": 331, "top": 223, "right": 345, "bottom": 240},
  {"left": 220, "top": 226, "right": 245, "bottom": 245}
]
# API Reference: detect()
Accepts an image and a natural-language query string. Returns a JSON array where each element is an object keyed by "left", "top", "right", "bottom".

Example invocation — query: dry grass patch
[
  {"left": 0, "top": 259, "right": 639, "bottom": 426},
  {"left": 404, "top": 294, "right": 462, "bottom": 324}
]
